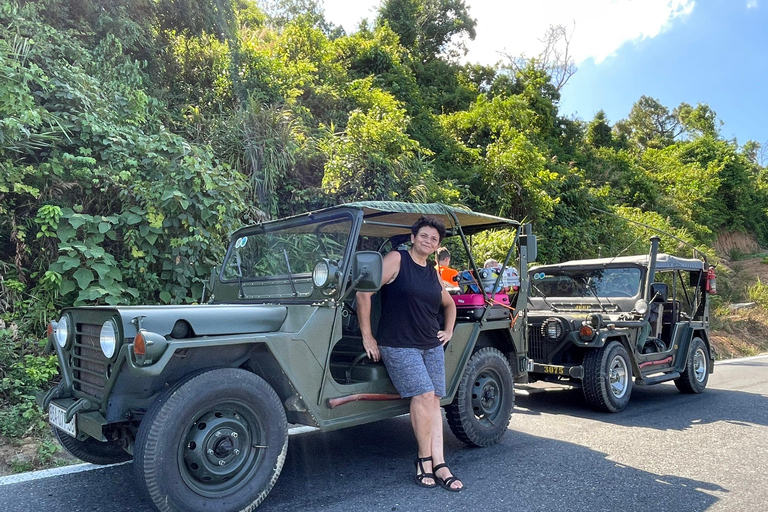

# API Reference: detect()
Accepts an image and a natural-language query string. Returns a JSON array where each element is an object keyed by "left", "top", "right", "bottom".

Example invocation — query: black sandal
[
  {"left": 413, "top": 456, "right": 437, "bottom": 488},
  {"left": 432, "top": 463, "right": 463, "bottom": 492}
]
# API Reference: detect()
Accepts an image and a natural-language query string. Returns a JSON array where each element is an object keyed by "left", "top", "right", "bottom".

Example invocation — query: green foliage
[
  {"left": 586, "top": 111, "right": 613, "bottom": 149},
  {"left": 468, "top": 229, "right": 520, "bottom": 266},
  {"left": 676, "top": 102, "right": 720, "bottom": 138},
  {"left": 320, "top": 96, "right": 439, "bottom": 202},
  {"left": 377, "top": 0, "right": 476, "bottom": 62},
  {"left": 0, "top": 326, "right": 56, "bottom": 438},
  {"left": 621, "top": 95, "right": 682, "bottom": 150},
  {"left": 442, "top": 93, "right": 558, "bottom": 221}
]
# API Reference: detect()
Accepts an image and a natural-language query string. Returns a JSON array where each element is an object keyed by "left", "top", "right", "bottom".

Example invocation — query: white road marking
[
  {"left": 716, "top": 353, "right": 768, "bottom": 364},
  {"left": 0, "top": 461, "right": 130, "bottom": 486},
  {"left": 0, "top": 425, "right": 318, "bottom": 486}
]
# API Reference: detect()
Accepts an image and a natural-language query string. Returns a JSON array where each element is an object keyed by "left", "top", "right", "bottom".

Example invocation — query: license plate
[
  {"left": 543, "top": 365, "right": 565, "bottom": 375},
  {"left": 49, "top": 403, "right": 77, "bottom": 438}
]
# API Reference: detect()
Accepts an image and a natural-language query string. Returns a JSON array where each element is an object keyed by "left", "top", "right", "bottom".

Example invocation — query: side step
[{"left": 635, "top": 372, "right": 680, "bottom": 386}]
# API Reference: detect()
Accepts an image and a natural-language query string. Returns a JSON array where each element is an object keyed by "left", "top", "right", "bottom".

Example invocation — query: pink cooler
[{"left": 452, "top": 293, "right": 511, "bottom": 320}]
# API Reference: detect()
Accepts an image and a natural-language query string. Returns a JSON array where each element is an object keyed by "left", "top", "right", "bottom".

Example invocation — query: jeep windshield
[
  {"left": 530, "top": 267, "right": 643, "bottom": 299},
  {"left": 220, "top": 214, "right": 353, "bottom": 299}
]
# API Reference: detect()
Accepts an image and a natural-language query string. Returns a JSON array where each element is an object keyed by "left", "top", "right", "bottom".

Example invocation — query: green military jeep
[
  {"left": 526, "top": 236, "right": 715, "bottom": 412},
  {"left": 38, "top": 201, "right": 537, "bottom": 512}
]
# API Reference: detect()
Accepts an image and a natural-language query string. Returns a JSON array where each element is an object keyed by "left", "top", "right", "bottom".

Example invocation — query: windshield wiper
[
  {"left": 583, "top": 278, "right": 610, "bottom": 313},
  {"left": 282, "top": 248, "right": 298, "bottom": 297},
  {"left": 530, "top": 283, "right": 558, "bottom": 312}
]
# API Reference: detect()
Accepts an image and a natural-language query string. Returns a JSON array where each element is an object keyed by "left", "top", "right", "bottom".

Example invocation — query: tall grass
[{"left": 747, "top": 278, "right": 768, "bottom": 309}]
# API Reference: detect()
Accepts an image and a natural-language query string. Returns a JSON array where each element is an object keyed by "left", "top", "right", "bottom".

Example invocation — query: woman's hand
[
  {"left": 437, "top": 329, "right": 453, "bottom": 346},
  {"left": 362, "top": 334, "right": 381, "bottom": 362}
]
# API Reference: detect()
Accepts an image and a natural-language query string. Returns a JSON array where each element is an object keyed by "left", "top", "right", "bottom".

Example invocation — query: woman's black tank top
[{"left": 377, "top": 249, "right": 443, "bottom": 349}]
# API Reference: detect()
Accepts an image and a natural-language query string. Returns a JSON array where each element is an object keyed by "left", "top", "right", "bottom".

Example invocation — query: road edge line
[
  {"left": 0, "top": 425, "right": 320, "bottom": 486},
  {"left": 715, "top": 353, "right": 768, "bottom": 365},
  {"left": 0, "top": 461, "right": 130, "bottom": 486}
]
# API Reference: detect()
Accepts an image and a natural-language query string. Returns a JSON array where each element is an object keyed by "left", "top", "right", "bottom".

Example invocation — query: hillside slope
[{"left": 710, "top": 255, "right": 768, "bottom": 359}]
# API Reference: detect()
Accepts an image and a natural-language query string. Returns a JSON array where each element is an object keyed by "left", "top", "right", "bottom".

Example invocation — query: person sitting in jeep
[{"left": 436, "top": 246, "right": 459, "bottom": 290}]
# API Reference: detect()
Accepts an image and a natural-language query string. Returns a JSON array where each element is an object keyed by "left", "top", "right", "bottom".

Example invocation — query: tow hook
[
  {"left": 65, "top": 398, "right": 93, "bottom": 423},
  {"left": 39, "top": 381, "right": 70, "bottom": 410}
]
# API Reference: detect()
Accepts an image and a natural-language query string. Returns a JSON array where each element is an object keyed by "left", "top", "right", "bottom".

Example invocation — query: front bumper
[
  {"left": 528, "top": 361, "right": 584, "bottom": 379},
  {"left": 36, "top": 392, "right": 108, "bottom": 441}
]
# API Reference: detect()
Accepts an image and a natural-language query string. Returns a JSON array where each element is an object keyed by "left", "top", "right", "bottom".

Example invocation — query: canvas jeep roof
[
  {"left": 347, "top": 201, "right": 519, "bottom": 237},
  {"left": 531, "top": 253, "right": 705, "bottom": 273},
  {"left": 231, "top": 202, "right": 518, "bottom": 241}
]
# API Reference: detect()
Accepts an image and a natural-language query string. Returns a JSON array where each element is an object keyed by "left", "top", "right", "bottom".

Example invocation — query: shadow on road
[
  {"left": 0, "top": 415, "right": 725, "bottom": 512},
  {"left": 515, "top": 369, "right": 768, "bottom": 433},
  {"left": 257, "top": 416, "right": 724, "bottom": 512}
]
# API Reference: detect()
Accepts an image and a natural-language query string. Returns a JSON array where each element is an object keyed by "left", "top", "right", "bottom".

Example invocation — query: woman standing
[{"left": 356, "top": 216, "right": 463, "bottom": 492}]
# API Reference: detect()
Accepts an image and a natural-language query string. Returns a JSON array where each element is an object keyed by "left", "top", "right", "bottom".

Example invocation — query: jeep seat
[
  {"left": 332, "top": 292, "right": 389, "bottom": 384},
  {"left": 649, "top": 282, "right": 668, "bottom": 341}
]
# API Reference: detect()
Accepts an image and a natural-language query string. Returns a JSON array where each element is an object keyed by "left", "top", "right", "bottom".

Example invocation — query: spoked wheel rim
[
  {"left": 179, "top": 401, "right": 265, "bottom": 497},
  {"left": 608, "top": 355, "right": 629, "bottom": 399},
  {"left": 472, "top": 369, "right": 504, "bottom": 427},
  {"left": 693, "top": 347, "right": 707, "bottom": 383}
]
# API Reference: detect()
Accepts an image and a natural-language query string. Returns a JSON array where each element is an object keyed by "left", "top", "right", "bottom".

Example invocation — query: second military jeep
[
  {"left": 38, "top": 201, "right": 537, "bottom": 512},
  {"left": 526, "top": 236, "right": 715, "bottom": 412}
]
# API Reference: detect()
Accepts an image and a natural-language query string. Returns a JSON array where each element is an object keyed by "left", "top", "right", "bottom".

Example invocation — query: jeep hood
[{"left": 66, "top": 304, "right": 288, "bottom": 338}]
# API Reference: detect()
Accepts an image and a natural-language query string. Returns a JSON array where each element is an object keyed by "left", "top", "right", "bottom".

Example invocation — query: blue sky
[{"left": 321, "top": 0, "right": 768, "bottom": 146}]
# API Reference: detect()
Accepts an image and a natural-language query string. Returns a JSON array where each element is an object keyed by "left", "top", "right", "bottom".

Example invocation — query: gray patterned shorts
[{"left": 379, "top": 345, "right": 446, "bottom": 398}]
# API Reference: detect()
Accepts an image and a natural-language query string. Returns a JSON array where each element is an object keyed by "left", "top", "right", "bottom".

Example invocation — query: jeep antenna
[{"left": 590, "top": 207, "right": 707, "bottom": 262}]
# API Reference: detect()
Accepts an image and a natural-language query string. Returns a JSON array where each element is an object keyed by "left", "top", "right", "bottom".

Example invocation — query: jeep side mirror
[
  {"left": 351, "top": 251, "right": 383, "bottom": 292},
  {"left": 649, "top": 282, "right": 668, "bottom": 302}
]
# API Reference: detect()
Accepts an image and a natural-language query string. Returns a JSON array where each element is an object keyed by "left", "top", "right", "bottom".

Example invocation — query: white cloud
[
  {"left": 322, "top": 0, "right": 380, "bottom": 32},
  {"left": 747, "top": 0, "right": 758, "bottom": 9},
  {"left": 464, "top": 0, "right": 695, "bottom": 65},
  {"left": 321, "top": 0, "right": 696, "bottom": 66}
]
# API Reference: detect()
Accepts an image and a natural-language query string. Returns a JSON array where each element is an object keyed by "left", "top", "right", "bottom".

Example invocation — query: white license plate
[
  {"left": 526, "top": 358, "right": 535, "bottom": 372},
  {"left": 49, "top": 403, "right": 77, "bottom": 438}
]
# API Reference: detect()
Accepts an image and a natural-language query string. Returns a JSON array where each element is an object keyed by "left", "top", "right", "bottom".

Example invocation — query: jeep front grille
[
  {"left": 72, "top": 323, "right": 108, "bottom": 399},
  {"left": 527, "top": 322, "right": 546, "bottom": 361}
]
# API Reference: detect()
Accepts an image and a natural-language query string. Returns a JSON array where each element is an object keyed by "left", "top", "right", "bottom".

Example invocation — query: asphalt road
[{"left": 2, "top": 355, "right": 766, "bottom": 512}]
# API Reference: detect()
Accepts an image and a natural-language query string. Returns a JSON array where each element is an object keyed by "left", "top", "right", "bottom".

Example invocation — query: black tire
[
  {"left": 445, "top": 347, "right": 515, "bottom": 447},
  {"left": 52, "top": 427, "right": 132, "bottom": 465},
  {"left": 583, "top": 341, "right": 633, "bottom": 413},
  {"left": 134, "top": 368, "right": 288, "bottom": 512},
  {"left": 675, "top": 337, "right": 710, "bottom": 393}
]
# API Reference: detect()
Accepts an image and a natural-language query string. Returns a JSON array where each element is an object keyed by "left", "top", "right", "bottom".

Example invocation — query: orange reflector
[
  {"left": 46, "top": 322, "right": 54, "bottom": 337},
  {"left": 134, "top": 331, "right": 146, "bottom": 356},
  {"left": 579, "top": 325, "right": 595, "bottom": 340}
]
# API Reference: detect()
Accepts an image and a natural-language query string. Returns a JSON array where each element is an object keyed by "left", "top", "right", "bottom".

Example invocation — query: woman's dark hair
[{"left": 411, "top": 216, "right": 446, "bottom": 241}]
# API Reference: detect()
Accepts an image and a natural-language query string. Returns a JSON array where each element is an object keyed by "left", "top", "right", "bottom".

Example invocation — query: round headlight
[
  {"left": 100, "top": 319, "right": 118, "bottom": 358},
  {"left": 541, "top": 318, "right": 563, "bottom": 340},
  {"left": 587, "top": 313, "right": 603, "bottom": 329},
  {"left": 634, "top": 299, "right": 648, "bottom": 315},
  {"left": 54, "top": 315, "right": 69, "bottom": 348},
  {"left": 313, "top": 260, "right": 330, "bottom": 288}
]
